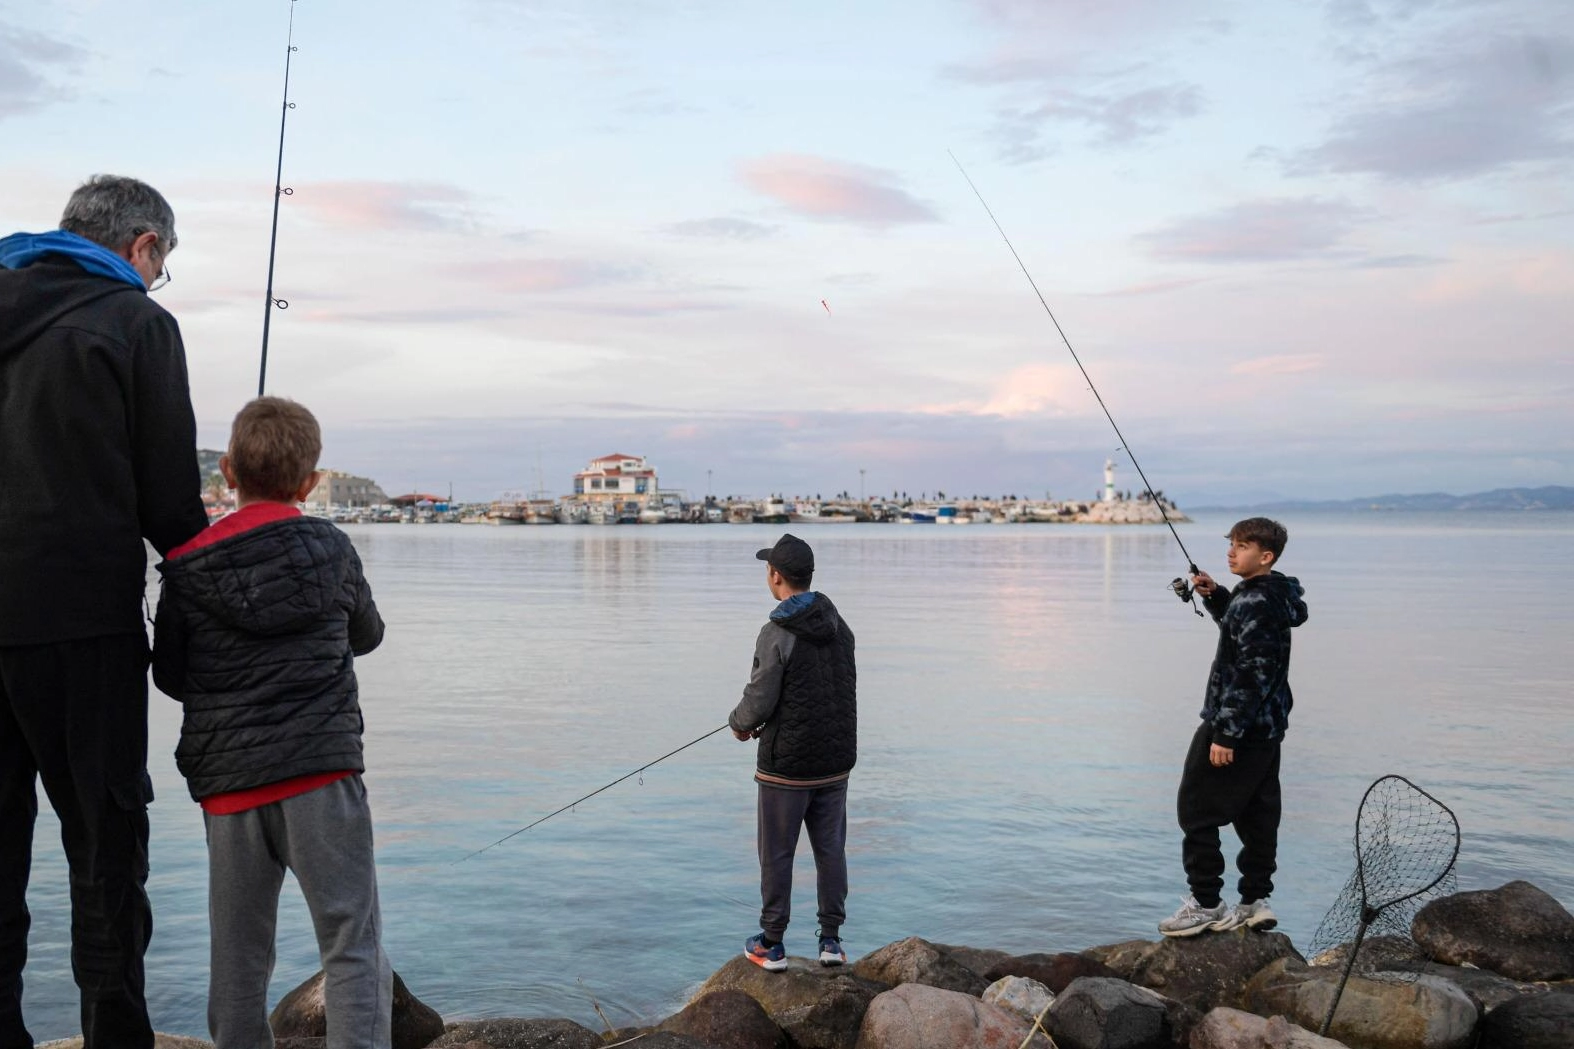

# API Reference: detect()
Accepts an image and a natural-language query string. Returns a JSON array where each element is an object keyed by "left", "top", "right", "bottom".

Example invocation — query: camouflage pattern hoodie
[{"left": 1200, "top": 570, "right": 1309, "bottom": 747}]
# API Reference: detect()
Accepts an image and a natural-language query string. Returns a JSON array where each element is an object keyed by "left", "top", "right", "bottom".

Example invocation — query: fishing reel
[{"left": 1168, "top": 570, "right": 1205, "bottom": 616}]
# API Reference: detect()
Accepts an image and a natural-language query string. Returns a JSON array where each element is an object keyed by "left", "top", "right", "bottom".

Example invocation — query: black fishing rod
[
  {"left": 258, "top": 0, "right": 299, "bottom": 397},
  {"left": 949, "top": 150, "right": 1203, "bottom": 615},
  {"left": 455, "top": 723, "right": 731, "bottom": 863}
]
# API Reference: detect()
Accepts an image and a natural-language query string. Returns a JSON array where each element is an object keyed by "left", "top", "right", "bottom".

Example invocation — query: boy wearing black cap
[{"left": 730, "top": 534, "right": 857, "bottom": 971}]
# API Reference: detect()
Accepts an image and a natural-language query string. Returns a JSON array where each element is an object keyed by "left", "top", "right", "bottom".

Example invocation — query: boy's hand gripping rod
[{"left": 949, "top": 151, "right": 1203, "bottom": 615}]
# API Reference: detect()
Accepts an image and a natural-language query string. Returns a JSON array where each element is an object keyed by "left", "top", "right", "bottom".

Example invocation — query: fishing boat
[{"left": 753, "top": 498, "right": 791, "bottom": 525}]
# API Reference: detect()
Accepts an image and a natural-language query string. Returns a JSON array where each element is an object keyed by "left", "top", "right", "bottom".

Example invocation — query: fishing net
[{"left": 1308, "top": 774, "right": 1460, "bottom": 1036}]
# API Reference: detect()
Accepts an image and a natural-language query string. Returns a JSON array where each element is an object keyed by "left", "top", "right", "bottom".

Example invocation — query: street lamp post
[{"left": 859, "top": 468, "right": 866, "bottom": 504}]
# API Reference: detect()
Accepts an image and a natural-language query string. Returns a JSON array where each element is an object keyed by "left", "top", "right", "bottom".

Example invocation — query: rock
[
  {"left": 982, "top": 975, "right": 1054, "bottom": 1024},
  {"left": 624, "top": 1035, "right": 715, "bottom": 1048},
  {"left": 275, "top": 1040, "right": 326, "bottom": 1049},
  {"left": 1243, "top": 957, "right": 1477, "bottom": 1049},
  {"left": 268, "top": 969, "right": 445, "bottom": 1049},
  {"left": 36, "top": 1037, "right": 213, "bottom": 1049},
  {"left": 1412, "top": 881, "right": 1574, "bottom": 981},
  {"left": 855, "top": 982, "right": 1052, "bottom": 1049},
  {"left": 849, "top": 937, "right": 988, "bottom": 996},
  {"left": 1045, "top": 977, "right": 1172, "bottom": 1049},
  {"left": 934, "top": 942, "right": 1012, "bottom": 981},
  {"left": 1187, "top": 1007, "right": 1350, "bottom": 1048},
  {"left": 1382, "top": 959, "right": 1558, "bottom": 1014},
  {"left": 696, "top": 954, "right": 890, "bottom": 1049},
  {"left": 1307, "top": 935, "right": 1429, "bottom": 973},
  {"left": 1102, "top": 930, "right": 1304, "bottom": 1012},
  {"left": 1083, "top": 941, "right": 1159, "bottom": 981},
  {"left": 984, "top": 952, "right": 1121, "bottom": 994},
  {"left": 426, "top": 1017, "right": 605, "bottom": 1048},
  {"left": 657, "top": 988, "right": 789, "bottom": 1049},
  {"left": 1475, "top": 990, "right": 1574, "bottom": 1049}
]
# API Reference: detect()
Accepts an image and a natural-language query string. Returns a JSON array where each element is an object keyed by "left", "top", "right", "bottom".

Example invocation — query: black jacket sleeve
[
  {"left": 150, "top": 580, "right": 188, "bottom": 701},
  {"left": 347, "top": 549, "right": 385, "bottom": 656},
  {"left": 130, "top": 309, "right": 208, "bottom": 555}
]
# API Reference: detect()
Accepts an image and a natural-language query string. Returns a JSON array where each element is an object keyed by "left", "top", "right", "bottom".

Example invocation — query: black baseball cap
[{"left": 756, "top": 533, "right": 814, "bottom": 578}]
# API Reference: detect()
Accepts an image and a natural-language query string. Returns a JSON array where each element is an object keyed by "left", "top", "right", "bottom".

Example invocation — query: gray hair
[{"left": 59, "top": 175, "right": 178, "bottom": 255}]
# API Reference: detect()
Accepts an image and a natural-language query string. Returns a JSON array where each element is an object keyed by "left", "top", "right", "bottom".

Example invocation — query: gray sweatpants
[
  {"left": 757, "top": 780, "right": 848, "bottom": 942},
  {"left": 204, "top": 775, "right": 391, "bottom": 1049}
]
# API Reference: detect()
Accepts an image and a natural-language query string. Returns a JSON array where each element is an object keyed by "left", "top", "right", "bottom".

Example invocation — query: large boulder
[
  {"left": 982, "top": 975, "right": 1054, "bottom": 1025},
  {"left": 1475, "top": 990, "right": 1574, "bottom": 1049},
  {"left": 268, "top": 969, "right": 445, "bottom": 1049},
  {"left": 1383, "top": 959, "right": 1559, "bottom": 1014},
  {"left": 1243, "top": 958, "right": 1477, "bottom": 1049},
  {"left": 1187, "top": 1007, "right": 1350, "bottom": 1048},
  {"left": 984, "top": 952, "right": 1120, "bottom": 994},
  {"left": 1082, "top": 941, "right": 1159, "bottom": 981},
  {"left": 1085, "top": 930, "right": 1303, "bottom": 1012},
  {"left": 1307, "top": 935, "right": 1430, "bottom": 974},
  {"left": 1045, "top": 977, "right": 1173, "bottom": 1049},
  {"left": 850, "top": 937, "right": 989, "bottom": 995},
  {"left": 426, "top": 1018, "right": 604, "bottom": 1048},
  {"left": 658, "top": 988, "right": 789, "bottom": 1049},
  {"left": 1412, "top": 881, "right": 1574, "bottom": 981},
  {"left": 696, "top": 954, "right": 890, "bottom": 1049},
  {"left": 855, "top": 982, "right": 1052, "bottom": 1049},
  {"left": 935, "top": 943, "right": 1012, "bottom": 981},
  {"left": 39, "top": 1033, "right": 215, "bottom": 1039}
]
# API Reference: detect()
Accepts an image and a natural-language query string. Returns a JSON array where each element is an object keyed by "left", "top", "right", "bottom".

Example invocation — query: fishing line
[
  {"left": 948, "top": 150, "right": 1202, "bottom": 613},
  {"left": 259, "top": 0, "right": 299, "bottom": 396},
  {"left": 454, "top": 723, "right": 731, "bottom": 863}
]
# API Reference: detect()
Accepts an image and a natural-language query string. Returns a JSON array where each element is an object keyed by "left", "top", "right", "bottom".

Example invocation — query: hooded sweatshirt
[
  {"left": 153, "top": 514, "right": 384, "bottom": 801},
  {"left": 0, "top": 233, "right": 206, "bottom": 644},
  {"left": 728, "top": 591, "right": 857, "bottom": 787},
  {"left": 1199, "top": 570, "right": 1309, "bottom": 747}
]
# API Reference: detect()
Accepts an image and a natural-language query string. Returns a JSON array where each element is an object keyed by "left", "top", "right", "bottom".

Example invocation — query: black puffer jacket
[
  {"left": 1200, "top": 570, "right": 1308, "bottom": 747},
  {"left": 152, "top": 516, "right": 384, "bottom": 800},
  {"left": 729, "top": 592, "right": 856, "bottom": 787}
]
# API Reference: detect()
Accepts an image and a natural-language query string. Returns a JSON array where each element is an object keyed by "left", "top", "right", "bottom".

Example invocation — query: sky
[{"left": 2, "top": 0, "right": 1570, "bottom": 504}]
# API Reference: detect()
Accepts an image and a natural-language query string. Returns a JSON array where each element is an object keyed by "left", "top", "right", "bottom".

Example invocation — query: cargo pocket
[
  {"left": 109, "top": 770, "right": 155, "bottom": 881},
  {"left": 109, "top": 770, "right": 155, "bottom": 810}
]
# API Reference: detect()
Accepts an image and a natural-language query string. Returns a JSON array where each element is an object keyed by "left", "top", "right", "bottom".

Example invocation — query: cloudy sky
[{"left": 3, "top": 0, "right": 1570, "bottom": 503}]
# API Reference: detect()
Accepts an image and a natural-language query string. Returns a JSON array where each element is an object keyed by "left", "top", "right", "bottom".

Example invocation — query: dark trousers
[
  {"left": 757, "top": 781, "right": 848, "bottom": 942},
  {"left": 1176, "top": 721, "right": 1281, "bottom": 908},
  {"left": 0, "top": 635, "right": 156, "bottom": 1049}
]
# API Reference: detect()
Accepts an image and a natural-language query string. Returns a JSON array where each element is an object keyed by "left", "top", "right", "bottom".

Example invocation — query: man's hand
[
  {"left": 1193, "top": 570, "right": 1218, "bottom": 597},
  {"left": 733, "top": 727, "right": 754, "bottom": 742},
  {"left": 1210, "top": 743, "right": 1234, "bottom": 767}
]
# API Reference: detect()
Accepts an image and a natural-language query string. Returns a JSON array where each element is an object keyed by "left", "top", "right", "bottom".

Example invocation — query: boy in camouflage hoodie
[{"left": 1160, "top": 517, "right": 1308, "bottom": 937}]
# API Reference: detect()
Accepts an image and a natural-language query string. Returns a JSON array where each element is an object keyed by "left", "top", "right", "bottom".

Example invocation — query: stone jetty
[{"left": 37, "top": 880, "right": 1574, "bottom": 1049}]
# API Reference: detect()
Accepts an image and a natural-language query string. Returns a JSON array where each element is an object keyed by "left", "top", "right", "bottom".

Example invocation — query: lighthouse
[{"left": 1104, "top": 459, "right": 1116, "bottom": 503}]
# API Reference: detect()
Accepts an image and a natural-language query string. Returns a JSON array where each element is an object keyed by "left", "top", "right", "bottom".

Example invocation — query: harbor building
[
  {"left": 573, "top": 453, "right": 658, "bottom": 508},
  {"left": 308, "top": 470, "right": 388, "bottom": 509}
]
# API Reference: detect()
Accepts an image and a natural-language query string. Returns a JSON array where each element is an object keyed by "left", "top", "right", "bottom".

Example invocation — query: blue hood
[{"left": 0, "top": 230, "right": 146, "bottom": 290}]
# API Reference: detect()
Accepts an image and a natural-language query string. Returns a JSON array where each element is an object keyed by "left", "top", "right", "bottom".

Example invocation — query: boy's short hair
[
  {"left": 1229, "top": 517, "right": 1288, "bottom": 561},
  {"left": 228, "top": 397, "right": 321, "bottom": 501}
]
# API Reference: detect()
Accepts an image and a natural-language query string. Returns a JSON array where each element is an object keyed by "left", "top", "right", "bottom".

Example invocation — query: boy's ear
[
  {"left": 1260, "top": 547, "right": 1277, "bottom": 566},
  {"left": 294, "top": 470, "right": 322, "bottom": 503},
  {"left": 219, "top": 455, "right": 238, "bottom": 490}
]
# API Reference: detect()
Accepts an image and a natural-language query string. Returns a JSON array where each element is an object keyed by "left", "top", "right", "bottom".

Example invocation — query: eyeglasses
[{"left": 148, "top": 262, "right": 171, "bottom": 292}]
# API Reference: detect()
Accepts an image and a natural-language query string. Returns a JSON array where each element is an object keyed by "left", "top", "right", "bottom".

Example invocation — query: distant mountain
[
  {"left": 198, "top": 448, "right": 223, "bottom": 477},
  {"left": 1194, "top": 486, "right": 1574, "bottom": 513}
]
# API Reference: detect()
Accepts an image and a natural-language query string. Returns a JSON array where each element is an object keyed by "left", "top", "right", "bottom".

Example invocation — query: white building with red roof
[{"left": 573, "top": 453, "right": 658, "bottom": 506}]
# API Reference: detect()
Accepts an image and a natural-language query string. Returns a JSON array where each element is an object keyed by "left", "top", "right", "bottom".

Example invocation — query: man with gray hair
[{"left": 0, "top": 175, "right": 207, "bottom": 1048}]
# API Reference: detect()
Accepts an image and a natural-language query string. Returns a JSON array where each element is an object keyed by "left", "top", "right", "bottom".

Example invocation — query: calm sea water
[{"left": 19, "top": 513, "right": 1574, "bottom": 1039}]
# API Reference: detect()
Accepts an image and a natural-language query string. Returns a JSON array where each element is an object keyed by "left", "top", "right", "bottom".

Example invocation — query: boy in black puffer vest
[
  {"left": 729, "top": 534, "right": 857, "bottom": 972},
  {"left": 1160, "top": 517, "right": 1308, "bottom": 939},
  {"left": 153, "top": 397, "right": 391, "bottom": 1049}
]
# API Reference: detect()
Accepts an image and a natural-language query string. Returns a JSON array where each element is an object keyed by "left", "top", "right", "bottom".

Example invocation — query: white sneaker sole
[
  {"left": 1160, "top": 915, "right": 1239, "bottom": 938},
  {"left": 745, "top": 950, "right": 787, "bottom": 972},
  {"left": 1243, "top": 914, "right": 1277, "bottom": 931},
  {"left": 819, "top": 951, "right": 846, "bottom": 966}
]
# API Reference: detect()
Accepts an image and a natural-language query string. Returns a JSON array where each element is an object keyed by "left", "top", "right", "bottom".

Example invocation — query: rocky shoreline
[{"left": 37, "top": 880, "right": 1574, "bottom": 1049}]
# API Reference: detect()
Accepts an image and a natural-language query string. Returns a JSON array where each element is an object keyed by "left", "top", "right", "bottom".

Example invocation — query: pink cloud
[
  {"left": 739, "top": 154, "right": 938, "bottom": 228},
  {"left": 918, "top": 364, "right": 1080, "bottom": 417},
  {"left": 293, "top": 180, "right": 474, "bottom": 232},
  {"left": 1230, "top": 354, "right": 1325, "bottom": 377}
]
